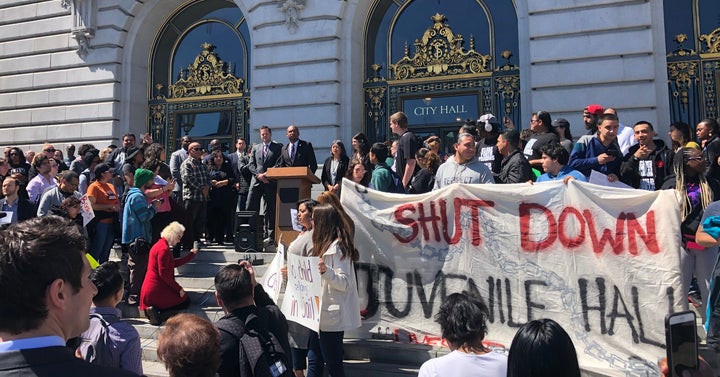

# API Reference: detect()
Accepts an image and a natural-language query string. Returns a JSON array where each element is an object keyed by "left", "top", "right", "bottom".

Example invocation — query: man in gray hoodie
[{"left": 434, "top": 133, "right": 494, "bottom": 189}]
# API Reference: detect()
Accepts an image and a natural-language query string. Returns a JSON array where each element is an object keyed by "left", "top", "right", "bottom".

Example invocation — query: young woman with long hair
[
  {"left": 668, "top": 121, "right": 699, "bottom": 152},
  {"left": 345, "top": 158, "right": 370, "bottom": 187},
  {"left": 350, "top": 132, "right": 372, "bottom": 172},
  {"left": 281, "top": 199, "right": 318, "bottom": 377},
  {"left": 662, "top": 147, "right": 720, "bottom": 322},
  {"left": 408, "top": 148, "right": 440, "bottom": 194},
  {"left": 306, "top": 204, "right": 360, "bottom": 377}
]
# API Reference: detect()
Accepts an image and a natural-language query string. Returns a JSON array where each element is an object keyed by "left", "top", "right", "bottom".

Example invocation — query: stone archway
[{"left": 119, "top": 0, "right": 255, "bottom": 141}]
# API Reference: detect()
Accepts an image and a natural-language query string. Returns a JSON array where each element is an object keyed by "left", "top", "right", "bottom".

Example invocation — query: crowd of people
[
  {"left": 0, "top": 214, "right": 605, "bottom": 377},
  {"left": 2, "top": 103, "right": 720, "bottom": 376}
]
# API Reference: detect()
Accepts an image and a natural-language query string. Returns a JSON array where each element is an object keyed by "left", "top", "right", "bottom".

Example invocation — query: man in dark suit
[
  {"left": 246, "top": 126, "right": 282, "bottom": 247},
  {"left": 228, "top": 137, "right": 251, "bottom": 212},
  {"left": 0, "top": 175, "right": 36, "bottom": 228},
  {"left": 0, "top": 216, "right": 137, "bottom": 377},
  {"left": 276, "top": 124, "right": 318, "bottom": 174}
]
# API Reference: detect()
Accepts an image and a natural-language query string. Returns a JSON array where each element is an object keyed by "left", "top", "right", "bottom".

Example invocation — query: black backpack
[
  {"left": 216, "top": 310, "right": 292, "bottom": 377},
  {"left": 388, "top": 169, "right": 407, "bottom": 194},
  {"left": 77, "top": 313, "right": 119, "bottom": 368}
]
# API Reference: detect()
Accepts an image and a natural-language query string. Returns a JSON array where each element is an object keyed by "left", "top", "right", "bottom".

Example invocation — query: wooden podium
[{"left": 265, "top": 166, "right": 320, "bottom": 246}]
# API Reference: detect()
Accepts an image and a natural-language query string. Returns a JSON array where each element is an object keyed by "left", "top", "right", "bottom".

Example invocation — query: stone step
[
  {"left": 110, "top": 244, "right": 277, "bottom": 265},
  {"left": 140, "top": 360, "right": 168, "bottom": 377},
  {"left": 175, "top": 261, "right": 271, "bottom": 280},
  {"left": 344, "top": 339, "right": 444, "bottom": 366},
  {"left": 185, "top": 247, "right": 276, "bottom": 264},
  {"left": 142, "top": 357, "right": 420, "bottom": 377},
  {"left": 118, "top": 289, "right": 223, "bottom": 323},
  {"left": 139, "top": 338, "right": 422, "bottom": 377}
]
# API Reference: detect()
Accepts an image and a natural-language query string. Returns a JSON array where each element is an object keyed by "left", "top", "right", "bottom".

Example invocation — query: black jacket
[
  {"left": 321, "top": 155, "right": 349, "bottom": 192},
  {"left": 276, "top": 139, "right": 318, "bottom": 174},
  {"left": 704, "top": 134, "right": 720, "bottom": 181},
  {"left": 620, "top": 139, "right": 674, "bottom": 190},
  {"left": 661, "top": 174, "right": 720, "bottom": 237},
  {"left": 216, "top": 284, "right": 291, "bottom": 377},
  {"left": 0, "top": 197, "right": 36, "bottom": 226},
  {"left": 496, "top": 149, "right": 533, "bottom": 184}
]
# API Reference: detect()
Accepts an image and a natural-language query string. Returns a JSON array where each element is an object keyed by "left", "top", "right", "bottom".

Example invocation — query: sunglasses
[
  {"left": 688, "top": 156, "right": 704, "bottom": 161},
  {"left": 44, "top": 149, "right": 55, "bottom": 153}
]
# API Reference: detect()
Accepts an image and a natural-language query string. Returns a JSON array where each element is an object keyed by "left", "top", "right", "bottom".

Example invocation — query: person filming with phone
[{"left": 661, "top": 311, "right": 711, "bottom": 377}]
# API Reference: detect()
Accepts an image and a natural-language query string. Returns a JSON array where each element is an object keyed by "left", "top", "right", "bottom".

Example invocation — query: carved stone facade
[{"left": 0, "top": 0, "right": 672, "bottom": 159}]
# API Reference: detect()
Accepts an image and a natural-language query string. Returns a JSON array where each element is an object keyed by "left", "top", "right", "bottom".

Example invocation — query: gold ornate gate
[
  {"left": 363, "top": 13, "right": 520, "bottom": 142},
  {"left": 148, "top": 43, "right": 249, "bottom": 153},
  {"left": 667, "top": 27, "right": 720, "bottom": 126}
]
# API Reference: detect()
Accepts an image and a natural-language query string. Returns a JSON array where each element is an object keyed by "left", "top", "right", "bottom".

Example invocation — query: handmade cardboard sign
[{"left": 281, "top": 254, "right": 322, "bottom": 332}]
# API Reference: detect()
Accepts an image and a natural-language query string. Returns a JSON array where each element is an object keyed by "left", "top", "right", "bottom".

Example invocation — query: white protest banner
[
  {"left": 341, "top": 179, "right": 684, "bottom": 376},
  {"left": 260, "top": 243, "right": 285, "bottom": 302},
  {"left": 79, "top": 194, "right": 95, "bottom": 227},
  {"left": 281, "top": 254, "right": 322, "bottom": 332}
]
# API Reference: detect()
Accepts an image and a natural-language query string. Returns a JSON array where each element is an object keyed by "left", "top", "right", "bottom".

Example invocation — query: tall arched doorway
[
  {"left": 363, "top": 0, "right": 520, "bottom": 152},
  {"left": 147, "top": 0, "right": 251, "bottom": 154}
]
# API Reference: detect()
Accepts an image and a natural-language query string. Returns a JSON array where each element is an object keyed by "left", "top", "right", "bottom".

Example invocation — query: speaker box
[{"left": 234, "top": 211, "right": 263, "bottom": 252}]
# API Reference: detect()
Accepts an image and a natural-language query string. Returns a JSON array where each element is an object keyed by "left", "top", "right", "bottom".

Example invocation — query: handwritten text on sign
[
  {"left": 260, "top": 244, "right": 285, "bottom": 302},
  {"left": 281, "top": 254, "right": 322, "bottom": 332},
  {"left": 341, "top": 179, "right": 684, "bottom": 377}
]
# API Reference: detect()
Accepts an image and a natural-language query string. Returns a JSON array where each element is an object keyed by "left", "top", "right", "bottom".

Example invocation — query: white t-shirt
[{"left": 418, "top": 350, "right": 507, "bottom": 377}]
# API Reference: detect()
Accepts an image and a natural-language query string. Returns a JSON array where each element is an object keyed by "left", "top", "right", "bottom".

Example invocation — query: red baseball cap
[{"left": 584, "top": 104, "right": 604, "bottom": 116}]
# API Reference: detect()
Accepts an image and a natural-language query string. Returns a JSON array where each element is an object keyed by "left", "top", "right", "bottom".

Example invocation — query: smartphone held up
[{"left": 665, "top": 311, "right": 698, "bottom": 377}]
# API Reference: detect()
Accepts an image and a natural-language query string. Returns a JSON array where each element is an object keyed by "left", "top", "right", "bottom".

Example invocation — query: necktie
[
  {"left": 289, "top": 143, "right": 295, "bottom": 164},
  {"left": 263, "top": 143, "right": 268, "bottom": 160}
]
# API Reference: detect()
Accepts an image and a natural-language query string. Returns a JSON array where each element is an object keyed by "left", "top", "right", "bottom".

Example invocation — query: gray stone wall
[
  {"left": 0, "top": 0, "right": 675, "bottom": 156},
  {"left": 518, "top": 0, "right": 671, "bottom": 137}
]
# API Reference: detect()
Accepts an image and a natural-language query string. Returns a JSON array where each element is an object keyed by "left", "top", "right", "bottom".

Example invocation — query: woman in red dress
[{"left": 140, "top": 221, "right": 199, "bottom": 325}]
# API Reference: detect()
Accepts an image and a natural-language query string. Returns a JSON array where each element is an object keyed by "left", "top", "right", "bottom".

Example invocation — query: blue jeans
[
  {"left": 291, "top": 347, "right": 308, "bottom": 371},
  {"left": 90, "top": 221, "right": 115, "bottom": 264},
  {"left": 306, "top": 330, "right": 344, "bottom": 377}
]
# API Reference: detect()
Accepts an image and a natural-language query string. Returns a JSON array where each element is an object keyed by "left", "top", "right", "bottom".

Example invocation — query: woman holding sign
[
  {"left": 282, "top": 198, "right": 318, "bottom": 377},
  {"left": 307, "top": 204, "right": 361, "bottom": 377}
]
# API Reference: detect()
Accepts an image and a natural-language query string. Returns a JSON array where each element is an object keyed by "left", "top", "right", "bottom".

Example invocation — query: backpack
[
  {"left": 216, "top": 310, "right": 292, "bottom": 377},
  {"left": 388, "top": 168, "right": 406, "bottom": 194},
  {"left": 77, "top": 313, "right": 119, "bottom": 368},
  {"left": 371, "top": 165, "right": 406, "bottom": 194}
]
